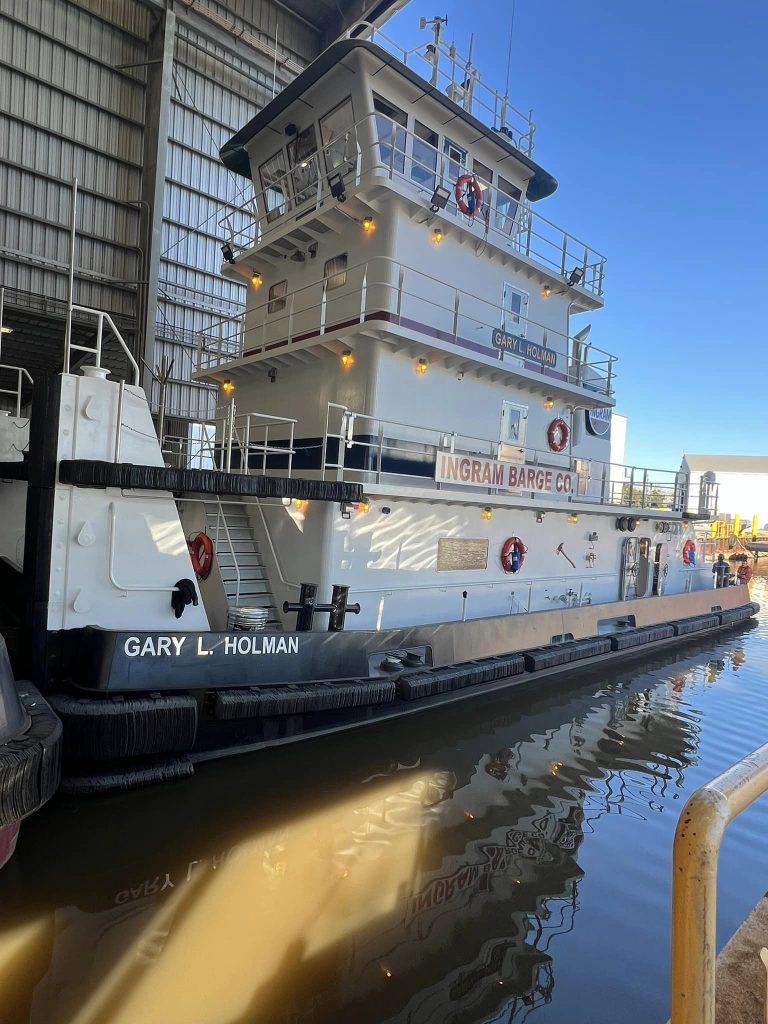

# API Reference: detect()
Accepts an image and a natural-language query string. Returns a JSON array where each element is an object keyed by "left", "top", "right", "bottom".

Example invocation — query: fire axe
[{"left": 556, "top": 543, "right": 576, "bottom": 569}]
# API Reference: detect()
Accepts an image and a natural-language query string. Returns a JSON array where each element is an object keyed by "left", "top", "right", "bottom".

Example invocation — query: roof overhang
[{"left": 220, "top": 38, "right": 558, "bottom": 203}]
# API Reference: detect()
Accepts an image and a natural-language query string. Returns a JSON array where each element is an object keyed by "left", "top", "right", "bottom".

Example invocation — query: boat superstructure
[{"left": 0, "top": 21, "right": 756, "bottom": 790}]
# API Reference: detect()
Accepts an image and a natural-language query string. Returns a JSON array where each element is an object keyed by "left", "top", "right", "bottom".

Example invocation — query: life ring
[
  {"left": 737, "top": 563, "right": 753, "bottom": 583},
  {"left": 501, "top": 536, "right": 527, "bottom": 574},
  {"left": 547, "top": 418, "right": 569, "bottom": 453},
  {"left": 682, "top": 540, "right": 696, "bottom": 566},
  {"left": 454, "top": 174, "right": 483, "bottom": 218},
  {"left": 189, "top": 532, "right": 214, "bottom": 579}
]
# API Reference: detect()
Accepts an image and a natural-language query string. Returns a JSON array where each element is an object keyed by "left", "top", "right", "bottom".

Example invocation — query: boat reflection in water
[{"left": 0, "top": 635, "right": 744, "bottom": 1024}]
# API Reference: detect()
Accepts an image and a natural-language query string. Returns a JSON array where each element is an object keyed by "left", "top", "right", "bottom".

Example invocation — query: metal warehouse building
[{"left": 0, "top": 0, "right": 401, "bottom": 421}]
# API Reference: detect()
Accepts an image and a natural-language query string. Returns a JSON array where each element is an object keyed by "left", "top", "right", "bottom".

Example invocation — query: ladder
[{"left": 204, "top": 501, "right": 281, "bottom": 628}]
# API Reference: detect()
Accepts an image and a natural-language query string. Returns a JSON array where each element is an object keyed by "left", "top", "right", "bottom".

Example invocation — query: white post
[{"left": 64, "top": 178, "right": 78, "bottom": 371}]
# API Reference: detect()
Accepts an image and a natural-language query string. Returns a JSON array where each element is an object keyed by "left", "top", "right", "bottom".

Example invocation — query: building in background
[
  {"left": 0, "top": 0, "right": 404, "bottom": 423},
  {"left": 682, "top": 455, "right": 768, "bottom": 528}
]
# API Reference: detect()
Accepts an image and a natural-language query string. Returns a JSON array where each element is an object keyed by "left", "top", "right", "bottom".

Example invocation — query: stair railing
[{"left": 214, "top": 498, "right": 241, "bottom": 606}]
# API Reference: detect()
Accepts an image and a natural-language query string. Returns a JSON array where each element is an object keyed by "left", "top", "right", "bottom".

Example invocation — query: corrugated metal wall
[
  {"left": 0, "top": 0, "right": 318, "bottom": 419},
  {"left": 0, "top": 0, "right": 148, "bottom": 319}
]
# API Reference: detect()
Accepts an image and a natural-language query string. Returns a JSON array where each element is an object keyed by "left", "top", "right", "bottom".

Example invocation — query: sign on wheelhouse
[{"left": 435, "top": 452, "right": 574, "bottom": 495}]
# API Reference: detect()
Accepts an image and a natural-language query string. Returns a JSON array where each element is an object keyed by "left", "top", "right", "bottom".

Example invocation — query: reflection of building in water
[{"left": 0, "top": 659, "right": 701, "bottom": 1024}]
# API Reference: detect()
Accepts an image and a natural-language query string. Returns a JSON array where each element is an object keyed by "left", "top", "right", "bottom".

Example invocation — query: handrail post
[
  {"left": 671, "top": 744, "right": 768, "bottom": 1024},
  {"left": 244, "top": 415, "right": 251, "bottom": 476},
  {"left": 64, "top": 178, "right": 78, "bottom": 372},
  {"left": 226, "top": 399, "right": 235, "bottom": 472}
]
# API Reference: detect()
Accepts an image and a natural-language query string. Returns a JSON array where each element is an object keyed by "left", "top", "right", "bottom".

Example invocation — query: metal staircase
[{"left": 204, "top": 501, "right": 281, "bottom": 627}]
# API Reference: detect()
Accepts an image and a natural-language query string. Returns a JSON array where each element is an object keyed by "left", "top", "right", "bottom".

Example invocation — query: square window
[
  {"left": 324, "top": 254, "right": 347, "bottom": 290},
  {"left": 268, "top": 279, "right": 288, "bottom": 313}
]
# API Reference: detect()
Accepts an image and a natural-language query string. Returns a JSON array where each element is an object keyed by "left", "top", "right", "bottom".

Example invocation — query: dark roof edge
[{"left": 220, "top": 39, "right": 557, "bottom": 202}]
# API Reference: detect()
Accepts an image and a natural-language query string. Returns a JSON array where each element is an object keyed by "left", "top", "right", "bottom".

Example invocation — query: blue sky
[{"left": 386, "top": 1, "right": 768, "bottom": 469}]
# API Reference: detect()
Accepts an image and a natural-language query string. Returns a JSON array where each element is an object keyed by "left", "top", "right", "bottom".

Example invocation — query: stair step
[
  {"left": 219, "top": 567, "right": 268, "bottom": 580},
  {"left": 217, "top": 554, "right": 264, "bottom": 567}
]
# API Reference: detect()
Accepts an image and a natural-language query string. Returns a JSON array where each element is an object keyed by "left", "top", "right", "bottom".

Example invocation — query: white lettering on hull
[{"left": 123, "top": 635, "right": 300, "bottom": 658}]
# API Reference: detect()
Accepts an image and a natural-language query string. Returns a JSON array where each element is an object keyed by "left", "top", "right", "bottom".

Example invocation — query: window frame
[
  {"left": 320, "top": 97, "right": 355, "bottom": 175},
  {"left": 323, "top": 254, "right": 348, "bottom": 291},
  {"left": 258, "top": 150, "right": 291, "bottom": 224},
  {"left": 268, "top": 279, "right": 288, "bottom": 314}
]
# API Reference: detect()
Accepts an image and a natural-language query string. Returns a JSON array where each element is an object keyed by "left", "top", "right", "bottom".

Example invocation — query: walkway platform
[{"left": 716, "top": 896, "right": 768, "bottom": 1023}]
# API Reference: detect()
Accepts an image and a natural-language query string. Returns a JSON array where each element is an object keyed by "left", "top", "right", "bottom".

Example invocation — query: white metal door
[{"left": 500, "top": 401, "right": 527, "bottom": 462}]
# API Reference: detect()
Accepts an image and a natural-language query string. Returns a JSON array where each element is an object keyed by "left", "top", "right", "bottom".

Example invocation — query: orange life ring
[
  {"left": 737, "top": 563, "right": 753, "bottom": 583},
  {"left": 454, "top": 174, "right": 483, "bottom": 218},
  {"left": 682, "top": 540, "right": 696, "bottom": 566},
  {"left": 547, "top": 417, "right": 569, "bottom": 453},
  {"left": 501, "top": 536, "right": 527, "bottom": 574},
  {"left": 189, "top": 532, "right": 214, "bottom": 579}
]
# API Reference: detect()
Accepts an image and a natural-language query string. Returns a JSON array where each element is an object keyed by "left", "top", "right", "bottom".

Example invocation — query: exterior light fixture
[
  {"left": 416, "top": 357, "right": 428, "bottom": 375},
  {"left": 251, "top": 270, "right": 262, "bottom": 287},
  {"left": 361, "top": 216, "right": 376, "bottom": 234},
  {"left": 429, "top": 185, "right": 451, "bottom": 212},
  {"left": 220, "top": 241, "right": 236, "bottom": 264},
  {"left": 432, "top": 228, "right": 443, "bottom": 244},
  {"left": 340, "top": 349, "right": 355, "bottom": 367},
  {"left": 292, "top": 498, "right": 309, "bottom": 511},
  {"left": 221, "top": 379, "right": 235, "bottom": 396},
  {"left": 536, "top": 512, "right": 545, "bottom": 523},
  {"left": 328, "top": 172, "right": 346, "bottom": 202},
  {"left": 568, "top": 513, "right": 579, "bottom": 524},
  {"left": 354, "top": 498, "right": 371, "bottom": 513},
  {"left": 0, "top": 326, "right": 12, "bottom": 335},
  {"left": 544, "top": 396, "right": 554, "bottom": 409},
  {"left": 481, "top": 506, "right": 493, "bottom": 520},
  {"left": 566, "top": 266, "right": 584, "bottom": 287},
  {"left": 541, "top": 284, "right": 552, "bottom": 298}
]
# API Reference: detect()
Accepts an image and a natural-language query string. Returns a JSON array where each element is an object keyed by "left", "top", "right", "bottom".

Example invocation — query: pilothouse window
[
  {"left": 373, "top": 94, "right": 406, "bottom": 173},
  {"left": 289, "top": 125, "right": 318, "bottom": 206},
  {"left": 496, "top": 176, "right": 522, "bottom": 235},
  {"left": 411, "top": 121, "right": 438, "bottom": 190},
  {"left": 321, "top": 98, "right": 355, "bottom": 175},
  {"left": 259, "top": 151, "right": 290, "bottom": 223}
]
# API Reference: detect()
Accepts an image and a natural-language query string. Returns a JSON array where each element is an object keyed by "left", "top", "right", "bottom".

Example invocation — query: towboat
[{"left": 0, "top": 23, "right": 756, "bottom": 790}]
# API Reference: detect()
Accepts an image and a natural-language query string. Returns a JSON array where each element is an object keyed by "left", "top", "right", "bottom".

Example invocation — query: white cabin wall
[
  {"left": 49, "top": 373, "right": 209, "bottom": 632},
  {"left": 315, "top": 500, "right": 707, "bottom": 630}
]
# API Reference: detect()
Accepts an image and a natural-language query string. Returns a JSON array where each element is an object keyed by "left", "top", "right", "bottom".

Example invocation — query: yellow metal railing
[{"left": 671, "top": 742, "right": 768, "bottom": 1023}]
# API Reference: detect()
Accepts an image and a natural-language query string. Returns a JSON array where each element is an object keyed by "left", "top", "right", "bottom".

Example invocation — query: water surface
[{"left": 1, "top": 579, "right": 767, "bottom": 1024}]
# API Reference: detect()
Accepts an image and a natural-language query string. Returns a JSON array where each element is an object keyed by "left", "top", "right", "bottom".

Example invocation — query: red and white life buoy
[
  {"left": 189, "top": 532, "right": 214, "bottom": 579},
  {"left": 454, "top": 174, "right": 483, "bottom": 218},
  {"left": 547, "top": 418, "right": 569, "bottom": 452},
  {"left": 737, "top": 563, "right": 753, "bottom": 583},
  {"left": 682, "top": 540, "right": 696, "bottom": 566},
  {"left": 501, "top": 536, "right": 527, "bottom": 574}
]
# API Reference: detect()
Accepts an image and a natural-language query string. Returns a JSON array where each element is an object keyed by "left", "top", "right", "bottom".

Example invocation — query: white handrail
[
  {"left": 66, "top": 305, "right": 140, "bottom": 385},
  {"left": 197, "top": 253, "right": 616, "bottom": 393}
]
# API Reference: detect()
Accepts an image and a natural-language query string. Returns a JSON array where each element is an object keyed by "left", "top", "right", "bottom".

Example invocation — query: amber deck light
[
  {"left": 340, "top": 349, "right": 355, "bottom": 368},
  {"left": 221, "top": 379, "right": 235, "bottom": 396}
]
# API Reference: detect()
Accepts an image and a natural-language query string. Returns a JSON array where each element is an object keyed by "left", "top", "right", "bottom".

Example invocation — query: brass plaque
[{"left": 436, "top": 538, "right": 489, "bottom": 571}]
